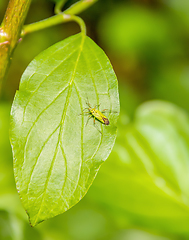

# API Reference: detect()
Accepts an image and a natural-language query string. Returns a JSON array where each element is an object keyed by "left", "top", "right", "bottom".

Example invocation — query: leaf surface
[{"left": 10, "top": 33, "right": 119, "bottom": 226}]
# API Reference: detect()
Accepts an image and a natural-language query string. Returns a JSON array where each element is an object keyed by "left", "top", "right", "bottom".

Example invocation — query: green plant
[
  {"left": 0, "top": 0, "right": 120, "bottom": 226},
  {"left": 1, "top": 1, "right": 189, "bottom": 239}
]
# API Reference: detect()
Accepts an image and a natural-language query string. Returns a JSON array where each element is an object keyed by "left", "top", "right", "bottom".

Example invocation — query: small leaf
[{"left": 10, "top": 33, "right": 119, "bottom": 226}]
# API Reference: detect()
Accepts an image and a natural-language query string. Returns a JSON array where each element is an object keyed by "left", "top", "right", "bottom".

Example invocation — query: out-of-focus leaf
[
  {"left": 0, "top": 105, "right": 11, "bottom": 167},
  {"left": 0, "top": 210, "right": 20, "bottom": 240},
  {"left": 0, "top": 104, "right": 24, "bottom": 222},
  {"left": 152, "top": 66, "right": 189, "bottom": 112},
  {"left": 10, "top": 33, "right": 119, "bottom": 226},
  {"left": 0, "top": 209, "right": 42, "bottom": 240},
  {"left": 98, "top": 6, "right": 173, "bottom": 59},
  {"left": 0, "top": 103, "right": 24, "bottom": 217},
  {"left": 89, "top": 101, "right": 189, "bottom": 236},
  {"left": 49, "top": 0, "right": 66, "bottom": 4},
  {"left": 112, "top": 229, "right": 171, "bottom": 240},
  {"left": 167, "top": 0, "right": 189, "bottom": 27}
]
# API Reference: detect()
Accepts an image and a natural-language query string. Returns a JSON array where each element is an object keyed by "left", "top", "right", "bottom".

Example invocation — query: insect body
[
  {"left": 81, "top": 99, "right": 110, "bottom": 133},
  {"left": 89, "top": 107, "right": 109, "bottom": 125}
]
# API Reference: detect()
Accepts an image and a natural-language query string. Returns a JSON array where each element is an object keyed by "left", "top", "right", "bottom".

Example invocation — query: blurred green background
[{"left": 1, "top": 0, "right": 189, "bottom": 239}]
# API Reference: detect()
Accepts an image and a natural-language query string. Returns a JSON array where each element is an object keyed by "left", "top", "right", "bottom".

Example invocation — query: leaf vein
[
  {"left": 68, "top": 82, "right": 84, "bottom": 198},
  {"left": 22, "top": 85, "right": 69, "bottom": 177},
  {"left": 82, "top": 50, "right": 103, "bottom": 159},
  {"left": 25, "top": 35, "right": 81, "bottom": 90},
  {"left": 26, "top": 124, "right": 60, "bottom": 197},
  {"left": 33, "top": 34, "right": 85, "bottom": 224},
  {"left": 33, "top": 138, "right": 60, "bottom": 225},
  {"left": 86, "top": 41, "right": 112, "bottom": 112},
  {"left": 22, "top": 46, "right": 80, "bottom": 123}
]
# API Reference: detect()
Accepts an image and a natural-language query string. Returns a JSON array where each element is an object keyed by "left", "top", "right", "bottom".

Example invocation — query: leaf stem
[
  {"left": 22, "top": 14, "right": 86, "bottom": 36},
  {"left": 54, "top": 0, "right": 68, "bottom": 14},
  {"left": 22, "top": 0, "right": 97, "bottom": 36},
  {"left": 22, "top": 14, "right": 70, "bottom": 36},
  {"left": 69, "top": 15, "right": 87, "bottom": 35}
]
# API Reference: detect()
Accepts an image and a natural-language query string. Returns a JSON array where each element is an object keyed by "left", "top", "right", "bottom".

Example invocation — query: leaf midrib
[{"left": 32, "top": 34, "right": 85, "bottom": 226}]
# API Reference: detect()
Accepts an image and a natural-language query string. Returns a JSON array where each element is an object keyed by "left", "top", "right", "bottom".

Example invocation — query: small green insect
[{"left": 81, "top": 99, "right": 110, "bottom": 133}]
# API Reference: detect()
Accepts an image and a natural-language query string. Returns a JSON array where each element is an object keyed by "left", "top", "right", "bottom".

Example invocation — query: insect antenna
[
  {"left": 86, "top": 96, "right": 91, "bottom": 108},
  {"left": 94, "top": 104, "right": 100, "bottom": 109}
]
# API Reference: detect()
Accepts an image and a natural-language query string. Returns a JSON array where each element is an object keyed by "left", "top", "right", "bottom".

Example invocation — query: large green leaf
[
  {"left": 88, "top": 101, "right": 189, "bottom": 236},
  {"left": 10, "top": 33, "right": 119, "bottom": 226}
]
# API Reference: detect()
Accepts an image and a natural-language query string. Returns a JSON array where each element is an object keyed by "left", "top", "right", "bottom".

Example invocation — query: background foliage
[{"left": 0, "top": 0, "right": 189, "bottom": 239}]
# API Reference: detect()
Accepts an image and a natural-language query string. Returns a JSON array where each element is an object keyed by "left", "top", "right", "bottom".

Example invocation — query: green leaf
[
  {"left": 89, "top": 100, "right": 189, "bottom": 236},
  {"left": 10, "top": 33, "right": 119, "bottom": 226}
]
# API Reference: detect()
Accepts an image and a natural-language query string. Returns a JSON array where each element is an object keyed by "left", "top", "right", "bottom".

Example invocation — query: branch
[{"left": 0, "top": 0, "right": 32, "bottom": 92}]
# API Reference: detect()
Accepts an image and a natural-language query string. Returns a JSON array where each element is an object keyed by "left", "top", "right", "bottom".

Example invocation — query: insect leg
[
  {"left": 93, "top": 118, "right": 102, "bottom": 134},
  {"left": 79, "top": 113, "right": 89, "bottom": 117},
  {"left": 86, "top": 115, "right": 93, "bottom": 126},
  {"left": 101, "top": 109, "right": 108, "bottom": 113},
  {"left": 102, "top": 109, "right": 118, "bottom": 114},
  {"left": 81, "top": 107, "right": 89, "bottom": 112},
  {"left": 79, "top": 107, "right": 90, "bottom": 116},
  {"left": 79, "top": 111, "right": 89, "bottom": 116},
  {"left": 80, "top": 111, "right": 89, "bottom": 114}
]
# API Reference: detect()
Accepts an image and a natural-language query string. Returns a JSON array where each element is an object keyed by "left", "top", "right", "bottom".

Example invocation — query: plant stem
[
  {"left": 0, "top": 0, "right": 32, "bottom": 92},
  {"left": 64, "top": 0, "right": 98, "bottom": 15},
  {"left": 22, "top": 0, "right": 97, "bottom": 36},
  {"left": 71, "top": 15, "right": 86, "bottom": 35},
  {"left": 22, "top": 14, "right": 70, "bottom": 36},
  {"left": 54, "top": 0, "right": 68, "bottom": 14},
  {"left": 23, "top": 14, "right": 86, "bottom": 36}
]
